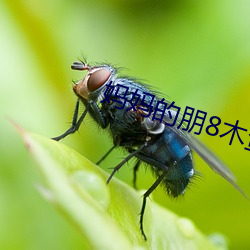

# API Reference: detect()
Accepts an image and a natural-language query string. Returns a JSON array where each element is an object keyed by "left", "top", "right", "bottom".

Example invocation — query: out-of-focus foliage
[{"left": 0, "top": 0, "right": 250, "bottom": 249}]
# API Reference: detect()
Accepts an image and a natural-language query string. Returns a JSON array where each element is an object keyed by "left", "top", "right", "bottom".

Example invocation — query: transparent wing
[{"left": 161, "top": 110, "right": 247, "bottom": 198}]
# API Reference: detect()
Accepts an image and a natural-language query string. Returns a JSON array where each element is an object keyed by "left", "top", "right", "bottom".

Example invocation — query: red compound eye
[{"left": 87, "top": 68, "right": 111, "bottom": 92}]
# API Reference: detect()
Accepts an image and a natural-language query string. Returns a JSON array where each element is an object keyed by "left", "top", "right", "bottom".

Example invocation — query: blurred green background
[{"left": 1, "top": 0, "right": 250, "bottom": 249}]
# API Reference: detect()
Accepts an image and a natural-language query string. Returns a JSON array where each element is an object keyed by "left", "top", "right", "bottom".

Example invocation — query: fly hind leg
[{"left": 140, "top": 172, "right": 167, "bottom": 240}]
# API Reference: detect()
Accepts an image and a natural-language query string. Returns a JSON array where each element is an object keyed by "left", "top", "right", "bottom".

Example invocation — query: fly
[{"left": 52, "top": 60, "right": 246, "bottom": 240}]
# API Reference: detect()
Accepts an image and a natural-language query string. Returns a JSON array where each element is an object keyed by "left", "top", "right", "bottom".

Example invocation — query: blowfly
[{"left": 52, "top": 60, "right": 245, "bottom": 240}]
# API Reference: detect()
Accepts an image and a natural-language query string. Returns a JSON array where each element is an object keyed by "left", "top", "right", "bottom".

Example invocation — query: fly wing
[{"left": 162, "top": 110, "right": 247, "bottom": 198}]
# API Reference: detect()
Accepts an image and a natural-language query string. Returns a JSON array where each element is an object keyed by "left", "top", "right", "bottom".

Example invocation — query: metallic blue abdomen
[{"left": 136, "top": 127, "right": 194, "bottom": 197}]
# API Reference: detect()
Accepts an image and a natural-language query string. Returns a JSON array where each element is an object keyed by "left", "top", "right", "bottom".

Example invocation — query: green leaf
[{"left": 19, "top": 128, "right": 227, "bottom": 250}]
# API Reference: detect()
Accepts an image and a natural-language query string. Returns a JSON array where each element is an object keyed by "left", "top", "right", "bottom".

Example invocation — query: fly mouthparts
[{"left": 71, "top": 61, "right": 89, "bottom": 71}]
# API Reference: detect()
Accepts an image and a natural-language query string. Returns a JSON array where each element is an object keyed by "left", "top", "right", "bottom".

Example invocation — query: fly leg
[
  {"left": 88, "top": 100, "right": 107, "bottom": 129},
  {"left": 52, "top": 99, "right": 88, "bottom": 141},
  {"left": 107, "top": 143, "right": 146, "bottom": 184},
  {"left": 133, "top": 160, "right": 141, "bottom": 189},
  {"left": 96, "top": 145, "right": 116, "bottom": 165},
  {"left": 140, "top": 172, "right": 167, "bottom": 240}
]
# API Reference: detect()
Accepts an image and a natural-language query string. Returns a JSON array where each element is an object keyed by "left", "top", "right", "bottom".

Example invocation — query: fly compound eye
[{"left": 87, "top": 68, "right": 111, "bottom": 92}]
